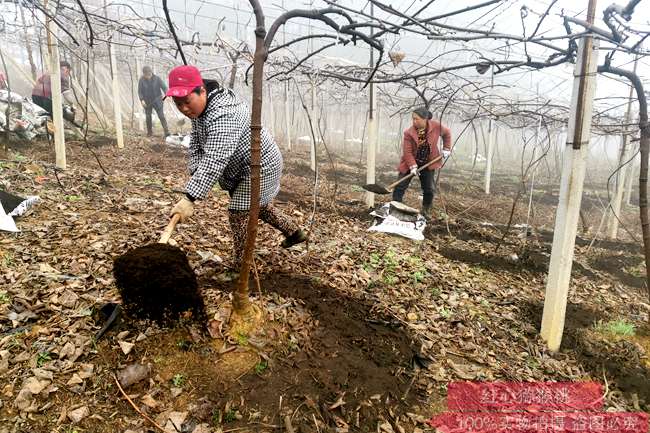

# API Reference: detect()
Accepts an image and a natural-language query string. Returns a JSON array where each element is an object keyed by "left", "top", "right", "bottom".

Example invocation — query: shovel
[
  {"left": 113, "top": 213, "right": 206, "bottom": 323},
  {"left": 362, "top": 156, "right": 442, "bottom": 195},
  {"left": 159, "top": 213, "right": 181, "bottom": 244}
]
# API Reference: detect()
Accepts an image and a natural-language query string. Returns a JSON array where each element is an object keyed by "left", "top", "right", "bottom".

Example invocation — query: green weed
[
  {"left": 0, "top": 291, "right": 10, "bottom": 304},
  {"left": 625, "top": 263, "right": 645, "bottom": 278},
  {"left": 171, "top": 373, "right": 185, "bottom": 387},
  {"left": 254, "top": 360, "right": 268, "bottom": 375},
  {"left": 2, "top": 252, "right": 14, "bottom": 267},
  {"left": 594, "top": 319, "right": 636, "bottom": 337},
  {"left": 176, "top": 339, "right": 192, "bottom": 351},
  {"left": 211, "top": 407, "right": 237, "bottom": 424},
  {"left": 223, "top": 409, "right": 237, "bottom": 423},
  {"left": 363, "top": 249, "right": 430, "bottom": 288},
  {"left": 36, "top": 351, "right": 51, "bottom": 367},
  {"left": 413, "top": 270, "right": 426, "bottom": 284},
  {"left": 383, "top": 274, "right": 397, "bottom": 285},
  {"left": 235, "top": 333, "right": 248, "bottom": 346}
]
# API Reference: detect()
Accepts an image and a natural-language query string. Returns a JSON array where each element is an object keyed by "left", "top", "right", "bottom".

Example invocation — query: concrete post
[
  {"left": 47, "top": 19, "right": 66, "bottom": 169},
  {"left": 541, "top": 28, "right": 599, "bottom": 351}
]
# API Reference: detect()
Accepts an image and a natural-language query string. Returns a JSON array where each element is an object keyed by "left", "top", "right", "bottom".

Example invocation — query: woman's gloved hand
[
  {"left": 170, "top": 197, "right": 194, "bottom": 222},
  {"left": 410, "top": 165, "right": 418, "bottom": 176}
]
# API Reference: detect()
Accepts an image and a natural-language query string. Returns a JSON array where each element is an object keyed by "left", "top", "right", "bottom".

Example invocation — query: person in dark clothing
[
  {"left": 138, "top": 66, "right": 170, "bottom": 136},
  {"left": 31, "top": 61, "right": 72, "bottom": 115}
]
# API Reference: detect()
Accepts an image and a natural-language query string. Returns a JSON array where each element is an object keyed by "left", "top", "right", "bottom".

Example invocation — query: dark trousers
[
  {"left": 144, "top": 99, "right": 169, "bottom": 135},
  {"left": 32, "top": 95, "right": 53, "bottom": 116},
  {"left": 228, "top": 205, "right": 299, "bottom": 270},
  {"left": 392, "top": 169, "right": 435, "bottom": 209}
]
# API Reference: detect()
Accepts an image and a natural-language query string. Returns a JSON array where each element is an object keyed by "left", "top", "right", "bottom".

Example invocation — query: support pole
[
  {"left": 135, "top": 57, "right": 145, "bottom": 132},
  {"left": 366, "top": 92, "right": 377, "bottom": 208},
  {"left": 109, "top": 37, "right": 124, "bottom": 149},
  {"left": 267, "top": 82, "right": 275, "bottom": 137},
  {"left": 282, "top": 0, "right": 291, "bottom": 152},
  {"left": 525, "top": 116, "right": 542, "bottom": 233},
  {"left": 284, "top": 81, "right": 292, "bottom": 151},
  {"left": 607, "top": 56, "right": 639, "bottom": 237},
  {"left": 365, "top": 2, "right": 377, "bottom": 208},
  {"left": 625, "top": 155, "right": 636, "bottom": 206},
  {"left": 47, "top": 17, "right": 66, "bottom": 170},
  {"left": 541, "top": 9, "right": 599, "bottom": 351},
  {"left": 484, "top": 65, "right": 495, "bottom": 194},
  {"left": 310, "top": 77, "right": 316, "bottom": 171},
  {"left": 376, "top": 104, "right": 381, "bottom": 154}
]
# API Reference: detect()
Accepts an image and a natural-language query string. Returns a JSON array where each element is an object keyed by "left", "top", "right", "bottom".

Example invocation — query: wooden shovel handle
[
  {"left": 385, "top": 156, "right": 442, "bottom": 191},
  {"left": 159, "top": 214, "right": 181, "bottom": 244}
]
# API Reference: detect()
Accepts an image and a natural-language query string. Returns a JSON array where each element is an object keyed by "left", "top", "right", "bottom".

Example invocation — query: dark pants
[
  {"left": 228, "top": 205, "right": 299, "bottom": 270},
  {"left": 144, "top": 99, "right": 169, "bottom": 135},
  {"left": 392, "top": 169, "right": 435, "bottom": 209},
  {"left": 32, "top": 95, "right": 53, "bottom": 116}
]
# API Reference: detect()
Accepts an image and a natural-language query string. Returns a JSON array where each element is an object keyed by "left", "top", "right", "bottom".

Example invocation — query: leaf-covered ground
[{"left": 0, "top": 138, "right": 649, "bottom": 433}]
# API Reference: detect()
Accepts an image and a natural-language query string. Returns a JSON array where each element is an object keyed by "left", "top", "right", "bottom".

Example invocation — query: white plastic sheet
[
  {"left": 0, "top": 90, "right": 49, "bottom": 140},
  {"left": 368, "top": 201, "right": 426, "bottom": 241},
  {"left": 9, "top": 196, "right": 40, "bottom": 217},
  {"left": 165, "top": 134, "right": 191, "bottom": 148},
  {"left": 0, "top": 202, "right": 18, "bottom": 233}
]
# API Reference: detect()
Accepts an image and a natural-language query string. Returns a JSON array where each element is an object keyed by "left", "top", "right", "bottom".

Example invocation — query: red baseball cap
[{"left": 166, "top": 65, "right": 203, "bottom": 98}]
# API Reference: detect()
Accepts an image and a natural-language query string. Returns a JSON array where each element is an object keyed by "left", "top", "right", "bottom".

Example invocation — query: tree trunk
[
  {"left": 232, "top": 0, "right": 265, "bottom": 319},
  {"left": 598, "top": 64, "right": 650, "bottom": 310}
]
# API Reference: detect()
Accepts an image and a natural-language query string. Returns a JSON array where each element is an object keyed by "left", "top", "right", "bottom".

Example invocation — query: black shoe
[
  {"left": 281, "top": 229, "right": 307, "bottom": 248},
  {"left": 421, "top": 206, "right": 432, "bottom": 219},
  {"left": 146, "top": 131, "right": 153, "bottom": 137}
]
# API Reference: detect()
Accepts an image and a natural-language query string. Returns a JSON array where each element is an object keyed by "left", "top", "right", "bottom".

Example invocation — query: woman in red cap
[{"left": 166, "top": 65, "right": 306, "bottom": 275}]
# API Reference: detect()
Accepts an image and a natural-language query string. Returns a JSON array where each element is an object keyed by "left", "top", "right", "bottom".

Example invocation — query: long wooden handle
[
  {"left": 159, "top": 214, "right": 181, "bottom": 244},
  {"left": 385, "top": 155, "right": 443, "bottom": 191}
]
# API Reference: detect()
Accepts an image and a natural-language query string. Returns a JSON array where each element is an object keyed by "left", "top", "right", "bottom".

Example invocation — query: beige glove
[{"left": 170, "top": 197, "right": 194, "bottom": 222}]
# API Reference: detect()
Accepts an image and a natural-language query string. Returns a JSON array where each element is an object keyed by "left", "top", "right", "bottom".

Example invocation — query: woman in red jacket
[{"left": 393, "top": 107, "right": 452, "bottom": 217}]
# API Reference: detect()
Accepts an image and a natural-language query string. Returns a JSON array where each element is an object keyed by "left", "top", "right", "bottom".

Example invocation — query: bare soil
[{"left": 1, "top": 138, "right": 649, "bottom": 433}]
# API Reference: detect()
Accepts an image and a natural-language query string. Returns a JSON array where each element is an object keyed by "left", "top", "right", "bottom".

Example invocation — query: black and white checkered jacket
[{"left": 186, "top": 82, "right": 283, "bottom": 211}]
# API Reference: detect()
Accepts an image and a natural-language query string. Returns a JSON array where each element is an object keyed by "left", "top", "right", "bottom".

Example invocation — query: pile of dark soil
[{"left": 113, "top": 243, "right": 206, "bottom": 323}]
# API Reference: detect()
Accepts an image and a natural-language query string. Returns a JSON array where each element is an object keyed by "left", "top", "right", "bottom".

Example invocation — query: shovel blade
[{"left": 362, "top": 184, "right": 391, "bottom": 195}]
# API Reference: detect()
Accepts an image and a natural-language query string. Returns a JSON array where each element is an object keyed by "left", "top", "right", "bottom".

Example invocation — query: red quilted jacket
[{"left": 398, "top": 119, "right": 452, "bottom": 172}]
